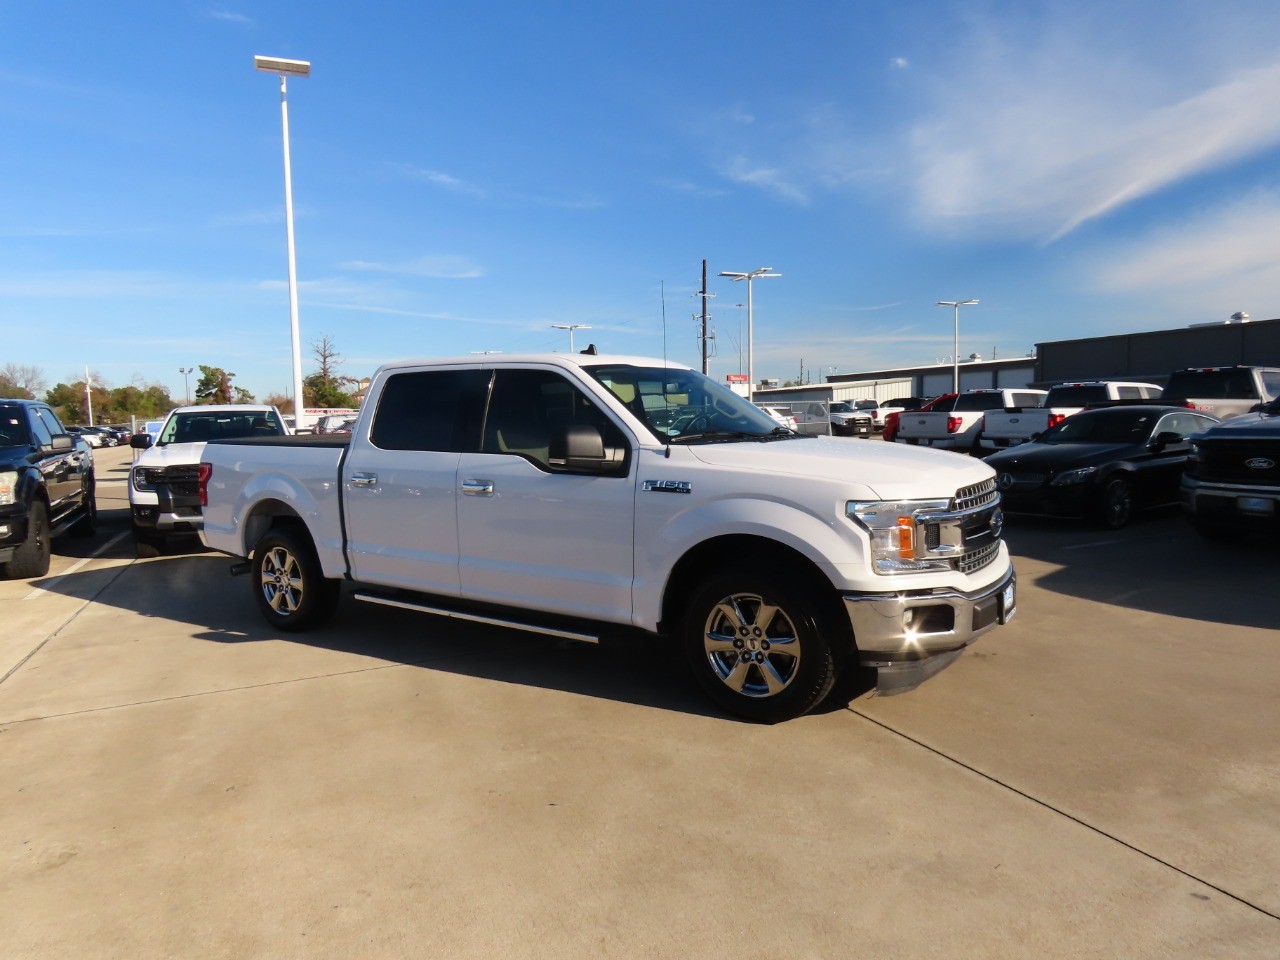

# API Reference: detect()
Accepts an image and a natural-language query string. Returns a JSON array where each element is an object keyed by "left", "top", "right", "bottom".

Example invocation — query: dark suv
[{"left": 0, "top": 399, "right": 97, "bottom": 578}]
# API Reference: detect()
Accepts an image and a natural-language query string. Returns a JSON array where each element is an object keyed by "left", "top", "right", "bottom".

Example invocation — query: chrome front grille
[
  {"left": 954, "top": 478, "right": 998, "bottom": 512},
  {"left": 958, "top": 540, "right": 1000, "bottom": 574}
]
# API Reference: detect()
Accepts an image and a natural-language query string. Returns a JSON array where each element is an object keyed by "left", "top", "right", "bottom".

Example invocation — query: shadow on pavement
[{"left": 1003, "top": 509, "right": 1278, "bottom": 630}]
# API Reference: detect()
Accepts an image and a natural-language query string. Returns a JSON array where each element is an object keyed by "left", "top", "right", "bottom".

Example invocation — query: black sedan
[{"left": 984, "top": 405, "right": 1219, "bottom": 528}]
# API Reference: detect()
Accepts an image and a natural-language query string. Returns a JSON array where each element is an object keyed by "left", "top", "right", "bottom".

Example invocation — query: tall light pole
[
  {"left": 255, "top": 54, "right": 311, "bottom": 424},
  {"left": 179, "top": 367, "right": 193, "bottom": 405},
  {"left": 936, "top": 299, "right": 978, "bottom": 393},
  {"left": 551, "top": 323, "right": 591, "bottom": 352},
  {"left": 719, "top": 268, "right": 780, "bottom": 402}
]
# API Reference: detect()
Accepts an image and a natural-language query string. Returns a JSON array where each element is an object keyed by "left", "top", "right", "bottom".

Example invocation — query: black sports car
[{"left": 984, "top": 405, "right": 1219, "bottom": 528}]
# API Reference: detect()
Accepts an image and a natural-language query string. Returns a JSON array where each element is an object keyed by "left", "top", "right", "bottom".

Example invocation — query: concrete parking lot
[{"left": 2, "top": 444, "right": 1277, "bottom": 958}]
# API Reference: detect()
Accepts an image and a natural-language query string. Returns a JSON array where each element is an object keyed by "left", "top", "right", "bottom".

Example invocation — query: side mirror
[
  {"left": 131, "top": 433, "right": 154, "bottom": 450},
  {"left": 549, "top": 424, "right": 623, "bottom": 474},
  {"left": 51, "top": 434, "right": 73, "bottom": 452},
  {"left": 1150, "top": 431, "right": 1183, "bottom": 450}
]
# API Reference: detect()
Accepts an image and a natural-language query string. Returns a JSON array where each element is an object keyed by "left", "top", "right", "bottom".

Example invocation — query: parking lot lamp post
[
  {"left": 551, "top": 323, "right": 591, "bottom": 352},
  {"left": 254, "top": 55, "right": 311, "bottom": 424},
  {"left": 179, "top": 367, "right": 193, "bottom": 405},
  {"left": 719, "top": 268, "right": 780, "bottom": 402},
  {"left": 936, "top": 299, "right": 978, "bottom": 393}
]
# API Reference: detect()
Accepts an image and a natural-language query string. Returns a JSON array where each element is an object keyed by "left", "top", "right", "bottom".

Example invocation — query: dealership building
[{"left": 753, "top": 315, "right": 1280, "bottom": 405}]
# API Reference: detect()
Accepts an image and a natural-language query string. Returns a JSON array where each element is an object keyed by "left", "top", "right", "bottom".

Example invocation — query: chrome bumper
[{"left": 843, "top": 565, "right": 1016, "bottom": 695}]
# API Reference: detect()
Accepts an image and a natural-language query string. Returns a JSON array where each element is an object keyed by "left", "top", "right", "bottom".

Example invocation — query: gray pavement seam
[
  {"left": 0, "top": 548, "right": 136, "bottom": 689},
  {"left": 850, "top": 706, "right": 1280, "bottom": 923}
]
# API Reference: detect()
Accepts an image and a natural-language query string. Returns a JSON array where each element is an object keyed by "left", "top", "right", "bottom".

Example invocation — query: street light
[
  {"left": 255, "top": 54, "right": 311, "bottom": 425},
  {"left": 719, "top": 268, "right": 780, "bottom": 401},
  {"left": 551, "top": 323, "right": 591, "bottom": 352},
  {"left": 936, "top": 299, "right": 979, "bottom": 393},
  {"left": 179, "top": 366, "right": 193, "bottom": 405}
]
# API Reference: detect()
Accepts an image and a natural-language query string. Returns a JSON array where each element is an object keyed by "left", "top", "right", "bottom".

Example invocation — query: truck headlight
[
  {"left": 0, "top": 470, "right": 15, "bottom": 506},
  {"left": 131, "top": 467, "right": 155, "bottom": 492},
  {"left": 1050, "top": 466, "right": 1098, "bottom": 486},
  {"left": 847, "top": 499, "right": 952, "bottom": 574}
]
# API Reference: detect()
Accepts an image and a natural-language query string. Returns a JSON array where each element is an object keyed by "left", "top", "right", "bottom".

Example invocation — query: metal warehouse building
[{"left": 755, "top": 316, "right": 1280, "bottom": 403}]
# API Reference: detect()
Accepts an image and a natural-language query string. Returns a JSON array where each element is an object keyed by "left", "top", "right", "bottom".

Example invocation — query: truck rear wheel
[
  {"left": 681, "top": 567, "right": 838, "bottom": 723},
  {"left": 252, "top": 527, "right": 340, "bottom": 632},
  {"left": 3, "top": 500, "right": 51, "bottom": 579}
]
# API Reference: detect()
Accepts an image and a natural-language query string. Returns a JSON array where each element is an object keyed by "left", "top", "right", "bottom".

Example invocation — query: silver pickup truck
[{"left": 979, "top": 381, "right": 1162, "bottom": 452}]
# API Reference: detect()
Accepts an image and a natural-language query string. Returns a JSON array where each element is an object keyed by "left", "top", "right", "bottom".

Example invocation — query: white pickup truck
[
  {"left": 199, "top": 354, "right": 1015, "bottom": 722},
  {"left": 896, "top": 388, "right": 1047, "bottom": 452},
  {"left": 978, "top": 381, "right": 1162, "bottom": 452}
]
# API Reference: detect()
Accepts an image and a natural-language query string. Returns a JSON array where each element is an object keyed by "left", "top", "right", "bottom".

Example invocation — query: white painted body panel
[{"left": 201, "top": 353, "right": 1013, "bottom": 637}]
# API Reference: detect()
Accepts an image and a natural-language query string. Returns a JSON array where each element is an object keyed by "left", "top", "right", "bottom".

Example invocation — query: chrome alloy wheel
[
  {"left": 260, "top": 545, "right": 304, "bottom": 616},
  {"left": 702, "top": 592, "right": 802, "bottom": 698}
]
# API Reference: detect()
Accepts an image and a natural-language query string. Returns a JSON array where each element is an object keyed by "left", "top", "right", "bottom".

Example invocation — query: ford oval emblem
[
  {"left": 1245, "top": 457, "right": 1275, "bottom": 469},
  {"left": 1010, "top": 417, "right": 1019, "bottom": 423}
]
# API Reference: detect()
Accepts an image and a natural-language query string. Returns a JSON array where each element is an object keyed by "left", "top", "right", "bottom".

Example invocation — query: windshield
[
  {"left": 585, "top": 364, "right": 792, "bottom": 442},
  {"left": 158, "top": 410, "right": 285, "bottom": 445},
  {"left": 1162, "top": 369, "right": 1255, "bottom": 401},
  {"left": 853, "top": 400, "right": 878, "bottom": 410},
  {"left": 1039, "top": 409, "right": 1157, "bottom": 445},
  {"left": 0, "top": 405, "right": 32, "bottom": 447},
  {"left": 829, "top": 402, "right": 854, "bottom": 414}
]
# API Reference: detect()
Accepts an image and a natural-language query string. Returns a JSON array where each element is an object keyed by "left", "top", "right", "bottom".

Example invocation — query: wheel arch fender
[{"left": 231, "top": 472, "right": 343, "bottom": 577}]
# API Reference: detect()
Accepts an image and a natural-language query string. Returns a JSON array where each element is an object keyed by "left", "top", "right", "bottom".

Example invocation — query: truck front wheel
[
  {"left": 682, "top": 568, "right": 838, "bottom": 723},
  {"left": 252, "top": 528, "right": 340, "bottom": 632},
  {"left": 3, "top": 500, "right": 51, "bottom": 579}
]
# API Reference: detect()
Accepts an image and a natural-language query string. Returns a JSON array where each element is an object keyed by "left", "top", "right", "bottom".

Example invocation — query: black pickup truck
[
  {"left": 0, "top": 399, "right": 97, "bottom": 578},
  {"left": 1181, "top": 395, "right": 1280, "bottom": 539}
]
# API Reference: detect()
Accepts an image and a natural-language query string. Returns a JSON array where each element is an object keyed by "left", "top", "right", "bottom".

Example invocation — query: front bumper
[
  {"left": 831, "top": 419, "right": 873, "bottom": 438},
  {"left": 1181, "top": 477, "right": 1280, "bottom": 529},
  {"left": 131, "top": 483, "right": 203, "bottom": 533},
  {"left": 844, "top": 565, "right": 1016, "bottom": 694}
]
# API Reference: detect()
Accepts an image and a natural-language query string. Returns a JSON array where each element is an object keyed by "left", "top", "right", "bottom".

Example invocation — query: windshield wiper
[{"left": 669, "top": 428, "right": 800, "bottom": 444}]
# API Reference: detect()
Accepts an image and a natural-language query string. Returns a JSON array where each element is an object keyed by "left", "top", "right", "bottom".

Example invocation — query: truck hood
[
  {"left": 685, "top": 436, "right": 994, "bottom": 499},
  {"left": 136, "top": 442, "right": 207, "bottom": 468},
  {"left": 1196, "top": 410, "right": 1280, "bottom": 441}
]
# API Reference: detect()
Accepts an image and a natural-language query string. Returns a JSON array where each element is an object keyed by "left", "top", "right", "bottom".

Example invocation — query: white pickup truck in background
[
  {"left": 896, "top": 388, "right": 1047, "bottom": 453},
  {"left": 199, "top": 353, "right": 1016, "bottom": 723},
  {"left": 978, "top": 381, "right": 1162, "bottom": 452}
]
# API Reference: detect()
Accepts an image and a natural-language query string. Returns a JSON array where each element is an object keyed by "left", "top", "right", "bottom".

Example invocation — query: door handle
[
  {"left": 461, "top": 479, "right": 494, "bottom": 497},
  {"left": 350, "top": 472, "right": 378, "bottom": 488}
]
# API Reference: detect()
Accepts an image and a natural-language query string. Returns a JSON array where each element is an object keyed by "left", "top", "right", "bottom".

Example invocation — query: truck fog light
[
  {"left": 0, "top": 524, "right": 9, "bottom": 537},
  {"left": 902, "top": 609, "right": 916, "bottom": 629}
]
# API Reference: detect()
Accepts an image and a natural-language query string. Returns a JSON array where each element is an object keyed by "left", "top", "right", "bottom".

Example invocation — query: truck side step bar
[{"left": 352, "top": 591, "right": 601, "bottom": 644}]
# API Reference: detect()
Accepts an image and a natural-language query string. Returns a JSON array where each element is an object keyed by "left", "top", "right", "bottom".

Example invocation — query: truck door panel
[
  {"left": 456, "top": 368, "right": 635, "bottom": 623},
  {"left": 343, "top": 368, "right": 488, "bottom": 596}
]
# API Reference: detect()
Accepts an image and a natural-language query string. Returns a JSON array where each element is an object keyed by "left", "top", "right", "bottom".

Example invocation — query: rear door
[{"left": 342, "top": 367, "right": 489, "bottom": 596}]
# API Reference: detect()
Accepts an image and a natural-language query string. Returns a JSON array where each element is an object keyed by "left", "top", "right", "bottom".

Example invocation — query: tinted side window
[
  {"left": 29, "top": 408, "right": 57, "bottom": 445},
  {"left": 371, "top": 369, "right": 489, "bottom": 452},
  {"left": 483, "top": 369, "right": 627, "bottom": 473},
  {"left": 1115, "top": 386, "right": 1142, "bottom": 400},
  {"left": 1259, "top": 371, "right": 1280, "bottom": 399}
]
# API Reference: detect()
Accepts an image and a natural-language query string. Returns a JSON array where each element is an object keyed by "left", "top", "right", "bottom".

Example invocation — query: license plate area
[{"left": 1238, "top": 496, "right": 1274, "bottom": 516}]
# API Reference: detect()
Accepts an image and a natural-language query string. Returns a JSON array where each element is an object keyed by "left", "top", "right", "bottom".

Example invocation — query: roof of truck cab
[{"left": 372, "top": 354, "right": 691, "bottom": 375}]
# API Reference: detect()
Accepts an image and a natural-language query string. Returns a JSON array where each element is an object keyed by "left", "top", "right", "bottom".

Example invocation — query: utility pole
[{"left": 696, "top": 259, "right": 715, "bottom": 375}]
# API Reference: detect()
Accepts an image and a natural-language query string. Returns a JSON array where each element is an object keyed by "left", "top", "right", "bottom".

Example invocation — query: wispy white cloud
[
  {"left": 341, "top": 255, "right": 483, "bottom": 279},
  {"left": 207, "top": 8, "right": 253, "bottom": 25},
  {"left": 1090, "top": 191, "right": 1280, "bottom": 316},
  {"left": 387, "top": 162, "right": 487, "bottom": 196},
  {"left": 719, "top": 156, "right": 809, "bottom": 204},
  {"left": 891, "top": 57, "right": 909, "bottom": 70}
]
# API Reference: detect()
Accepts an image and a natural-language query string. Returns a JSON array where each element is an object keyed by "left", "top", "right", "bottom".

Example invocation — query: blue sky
[{"left": 6, "top": 1, "right": 1280, "bottom": 402}]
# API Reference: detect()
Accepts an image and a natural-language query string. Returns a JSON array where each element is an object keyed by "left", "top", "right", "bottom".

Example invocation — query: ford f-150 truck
[
  {"left": 130, "top": 404, "right": 287, "bottom": 556},
  {"left": 978, "top": 381, "right": 1162, "bottom": 452},
  {"left": 896, "top": 388, "right": 1047, "bottom": 453},
  {"left": 199, "top": 354, "right": 1016, "bottom": 722},
  {"left": 1, "top": 398, "right": 97, "bottom": 578},
  {"left": 1181, "top": 394, "right": 1280, "bottom": 539}
]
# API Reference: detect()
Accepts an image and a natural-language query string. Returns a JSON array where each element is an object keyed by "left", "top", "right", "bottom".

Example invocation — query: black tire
[
  {"left": 70, "top": 474, "right": 97, "bottom": 538},
  {"left": 132, "top": 524, "right": 163, "bottom": 559},
  {"left": 1098, "top": 476, "right": 1133, "bottom": 529},
  {"left": 251, "top": 527, "right": 340, "bottom": 632},
  {"left": 4, "top": 500, "right": 51, "bottom": 579},
  {"left": 681, "top": 567, "right": 838, "bottom": 723}
]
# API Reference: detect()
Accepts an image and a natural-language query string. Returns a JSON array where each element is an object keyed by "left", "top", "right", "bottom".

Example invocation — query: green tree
[
  {"left": 0, "top": 372, "right": 34, "bottom": 399},
  {"left": 264, "top": 392, "right": 293, "bottom": 415},
  {"left": 194, "top": 365, "right": 235, "bottom": 404},
  {"left": 44, "top": 373, "right": 111, "bottom": 425},
  {"left": 303, "top": 334, "right": 358, "bottom": 408}
]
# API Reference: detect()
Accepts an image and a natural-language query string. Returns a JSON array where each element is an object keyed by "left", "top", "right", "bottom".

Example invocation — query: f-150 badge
[{"left": 643, "top": 480, "right": 692, "bottom": 494}]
